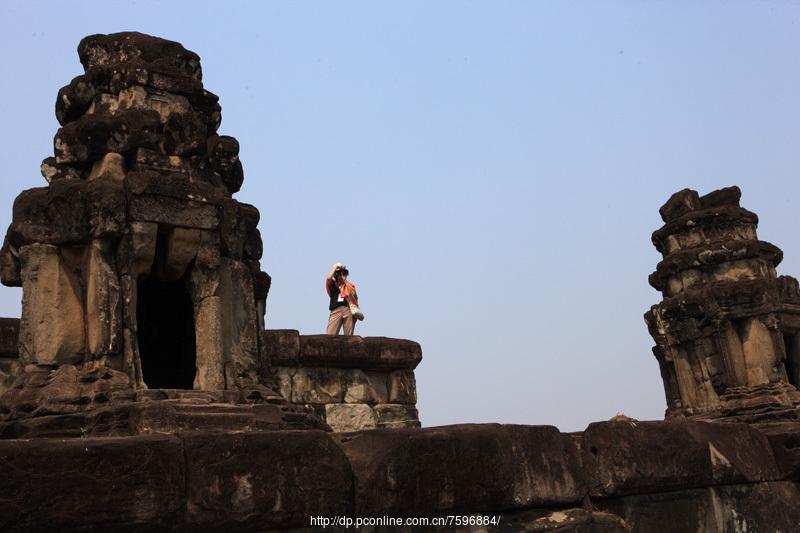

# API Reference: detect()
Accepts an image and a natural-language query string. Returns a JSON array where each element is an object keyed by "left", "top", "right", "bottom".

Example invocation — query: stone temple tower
[
  {"left": 646, "top": 186, "right": 800, "bottom": 422},
  {"left": 0, "top": 32, "right": 306, "bottom": 430}
]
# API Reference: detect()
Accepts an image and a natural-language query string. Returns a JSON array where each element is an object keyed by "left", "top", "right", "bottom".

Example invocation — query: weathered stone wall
[
  {"left": 2, "top": 419, "right": 800, "bottom": 532},
  {"left": 267, "top": 330, "right": 421, "bottom": 431}
]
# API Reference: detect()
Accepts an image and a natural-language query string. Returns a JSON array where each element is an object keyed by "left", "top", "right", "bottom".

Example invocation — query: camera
[{"left": 334, "top": 267, "right": 349, "bottom": 279}]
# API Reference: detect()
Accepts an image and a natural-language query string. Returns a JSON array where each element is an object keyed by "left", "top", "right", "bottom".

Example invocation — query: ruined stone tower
[
  {"left": 646, "top": 186, "right": 800, "bottom": 422},
  {"left": 0, "top": 32, "right": 291, "bottom": 427},
  {"left": 1, "top": 32, "right": 268, "bottom": 389}
]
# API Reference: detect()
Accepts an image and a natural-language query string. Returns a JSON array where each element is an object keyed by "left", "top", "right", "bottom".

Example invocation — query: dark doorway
[{"left": 137, "top": 276, "right": 197, "bottom": 389}]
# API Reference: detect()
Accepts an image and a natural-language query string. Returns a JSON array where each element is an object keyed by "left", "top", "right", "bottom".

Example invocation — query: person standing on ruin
[{"left": 326, "top": 262, "right": 362, "bottom": 335}]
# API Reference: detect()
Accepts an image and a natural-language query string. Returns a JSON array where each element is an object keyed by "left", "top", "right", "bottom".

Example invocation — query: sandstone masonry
[
  {"left": 267, "top": 331, "right": 422, "bottom": 430},
  {"left": 646, "top": 186, "right": 800, "bottom": 422}
]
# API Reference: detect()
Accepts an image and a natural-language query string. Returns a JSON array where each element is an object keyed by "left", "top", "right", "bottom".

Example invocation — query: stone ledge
[
  {"left": 1, "top": 420, "right": 800, "bottom": 531},
  {"left": 651, "top": 204, "right": 759, "bottom": 253},
  {"left": 597, "top": 481, "right": 800, "bottom": 533},
  {"left": 649, "top": 239, "right": 783, "bottom": 291},
  {"left": 182, "top": 430, "right": 353, "bottom": 530},
  {"left": 0, "top": 430, "right": 352, "bottom": 532},
  {"left": 265, "top": 329, "right": 300, "bottom": 364},
  {"left": 584, "top": 420, "right": 781, "bottom": 498},
  {"left": 266, "top": 330, "right": 422, "bottom": 370},
  {"left": 334, "top": 423, "right": 587, "bottom": 516},
  {"left": 0, "top": 434, "right": 185, "bottom": 532}
]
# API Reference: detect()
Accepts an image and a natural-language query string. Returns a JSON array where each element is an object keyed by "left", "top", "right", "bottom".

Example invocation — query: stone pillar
[
  {"left": 218, "top": 258, "right": 260, "bottom": 387},
  {"left": 86, "top": 239, "right": 122, "bottom": 364},
  {"left": 738, "top": 317, "right": 776, "bottom": 386},
  {"left": 194, "top": 295, "right": 225, "bottom": 390},
  {"left": 18, "top": 244, "right": 85, "bottom": 365}
]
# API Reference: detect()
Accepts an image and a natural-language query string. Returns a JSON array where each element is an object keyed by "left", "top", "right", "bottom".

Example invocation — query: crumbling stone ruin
[
  {"left": 646, "top": 186, "right": 800, "bottom": 422},
  {"left": 1, "top": 32, "right": 269, "bottom": 394},
  {"left": 2, "top": 33, "right": 800, "bottom": 532}
]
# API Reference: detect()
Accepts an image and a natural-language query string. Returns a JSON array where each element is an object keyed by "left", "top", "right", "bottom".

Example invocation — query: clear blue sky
[{"left": 1, "top": 2, "right": 799, "bottom": 431}]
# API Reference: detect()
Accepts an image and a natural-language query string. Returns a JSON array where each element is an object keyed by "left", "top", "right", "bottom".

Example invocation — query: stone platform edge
[
  {"left": 0, "top": 322, "right": 424, "bottom": 371},
  {"left": 265, "top": 329, "right": 422, "bottom": 370},
  {"left": 3, "top": 419, "right": 800, "bottom": 532}
]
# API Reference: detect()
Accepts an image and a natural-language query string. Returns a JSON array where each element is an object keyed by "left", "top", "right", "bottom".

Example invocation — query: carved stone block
[
  {"left": 265, "top": 329, "right": 300, "bottom": 366},
  {"left": 344, "top": 369, "right": 387, "bottom": 404},
  {"left": 325, "top": 403, "right": 377, "bottom": 432},
  {"left": 129, "top": 194, "right": 219, "bottom": 229},
  {"left": 117, "top": 221, "right": 157, "bottom": 279},
  {"left": 388, "top": 369, "right": 417, "bottom": 404},
  {"left": 291, "top": 368, "right": 345, "bottom": 404},
  {"left": 374, "top": 404, "right": 420, "bottom": 428}
]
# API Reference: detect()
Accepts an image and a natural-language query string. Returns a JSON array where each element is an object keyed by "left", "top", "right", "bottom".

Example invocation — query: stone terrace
[{"left": 3, "top": 419, "right": 800, "bottom": 531}]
